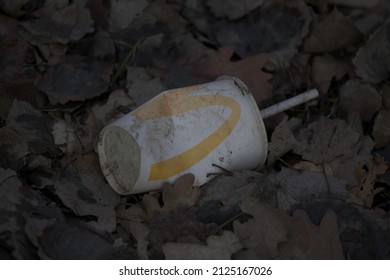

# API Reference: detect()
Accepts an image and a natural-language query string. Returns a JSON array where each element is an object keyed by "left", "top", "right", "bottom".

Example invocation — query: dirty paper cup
[{"left": 98, "top": 76, "right": 268, "bottom": 194}]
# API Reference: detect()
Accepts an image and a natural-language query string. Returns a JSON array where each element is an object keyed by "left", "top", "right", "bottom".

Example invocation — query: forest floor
[{"left": 1, "top": 0, "right": 390, "bottom": 259}]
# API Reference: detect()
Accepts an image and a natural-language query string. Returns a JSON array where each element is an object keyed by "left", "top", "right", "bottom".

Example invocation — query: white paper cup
[{"left": 98, "top": 76, "right": 268, "bottom": 194}]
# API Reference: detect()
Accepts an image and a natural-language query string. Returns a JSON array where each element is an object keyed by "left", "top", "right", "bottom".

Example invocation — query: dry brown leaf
[
  {"left": 0, "top": 0, "right": 28, "bottom": 17},
  {"left": 141, "top": 175, "right": 217, "bottom": 256},
  {"left": 0, "top": 127, "right": 29, "bottom": 171},
  {"left": 352, "top": 155, "right": 388, "bottom": 207},
  {"left": 142, "top": 193, "right": 162, "bottom": 219},
  {"left": 276, "top": 168, "right": 349, "bottom": 210},
  {"left": 294, "top": 117, "right": 361, "bottom": 164},
  {"left": 279, "top": 210, "right": 344, "bottom": 259},
  {"left": 233, "top": 198, "right": 288, "bottom": 259},
  {"left": 199, "top": 170, "right": 265, "bottom": 209},
  {"left": 0, "top": 38, "right": 29, "bottom": 84},
  {"left": 50, "top": 113, "right": 80, "bottom": 155},
  {"left": 233, "top": 197, "right": 344, "bottom": 259},
  {"left": 339, "top": 80, "right": 381, "bottom": 122},
  {"left": 353, "top": 22, "right": 390, "bottom": 83},
  {"left": 162, "top": 230, "right": 242, "bottom": 260},
  {"left": 206, "top": 0, "right": 264, "bottom": 20},
  {"left": 20, "top": 2, "right": 94, "bottom": 45},
  {"left": 195, "top": 47, "right": 273, "bottom": 103},
  {"left": 147, "top": 208, "right": 218, "bottom": 257},
  {"left": 54, "top": 171, "right": 120, "bottom": 221},
  {"left": 108, "top": 0, "right": 149, "bottom": 32},
  {"left": 116, "top": 203, "right": 149, "bottom": 259},
  {"left": 214, "top": 0, "right": 312, "bottom": 57},
  {"left": 91, "top": 89, "right": 134, "bottom": 124},
  {"left": 372, "top": 110, "right": 390, "bottom": 149},
  {"left": 38, "top": 220, "right": 120, "bottom": 259},
  {"left": 311, "top": 55, "right": 353, "bottom": 94},
  {"left": 7, "top": 100, "right": 60, "bottom": 157},
  {"left": 304, "top": 8, "right": 362, "bottom": 53},
  {"left": 197, "top": 170, "right": 268, "bottom": 226},
  {"left": 0, "top": 168, "right": 24, "bottom": 233},
  {"left": 329, "top": 136, "right": 375, "bottom": 187},
  {"left": 382, "top": 84, "right": 390, "bottom": 110},
  {"left": 37, "top": 59, "right": 112, "bottom": 105},
  {"left": 330, "top": 0, "right": 379, "bottom": 8},
  {"left": 162, "top": 173, "right": 200, "bottom": 210},
  {"left": 146, "top": 0, "right": 187, "bottom": 31},
  {"left": 304, "top": 0, "right": 328, "bottom": 13},
  {"left": 293, "top": 117, "right": 375, "bottom": 187},
  {"left": 267, "top": 118, "right": 301, "bottom": 165},
  {"left": 126, "top": 67, "right": 166, "bottom": 107}
]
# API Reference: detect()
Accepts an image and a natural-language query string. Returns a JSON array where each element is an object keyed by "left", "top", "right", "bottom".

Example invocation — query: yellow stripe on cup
[{"left": 131, "top": 85, "right": 241, "bottom": 180}]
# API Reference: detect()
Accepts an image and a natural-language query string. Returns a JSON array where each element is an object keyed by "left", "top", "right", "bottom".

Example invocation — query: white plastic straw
[{"left": 260, "top": 89, "right": 319, "bottom": 119}]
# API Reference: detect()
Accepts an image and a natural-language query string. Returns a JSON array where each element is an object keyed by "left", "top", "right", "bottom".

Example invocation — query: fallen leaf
[
  {"left": 0, "top": 127, "right": 29, "bottom": 171},
  {"left": 200, "top": 170, "right": 265, "bottom": 209},
  {"left": 293, "top": 117, "right": 375, "bottom": 188},
  {"left": 142, "top": 183, "right": 217, "bottom": 257},
  {"left": 197, "top": 170, "right": 266, "bottom": 225},
  {"left": 7, "top": 100, "right": 61, "bottom": 156},
  {"left": 24, "top": 215, "right": 56, "bottom": 259},
  {"left": 108, "top": 0, "right": 149, "bottom": 33},
  {"left": 147, "top": 209, "right": 218, "bottom": 258},
  {"left": 0, "top": 36, "right": 29, "bottom": 83},
  {"left": 0, "top": 167, "right": 65, "bottom": 258},
  {"left": 330, "top": 0, "right": 379, "bottom": 8},
  {"left": 382, "top": 84, "right": 390, "bottom": 110},
  {"left": 304, "top": 0, "right": 328, "bottom": 14},
  {"left": 311, "top": 55, "right": 353, "bottom": 94},
  {"left": 351, "top": 155, "right": 387, "bottom": 207},
  {"left": 19, "top": 2, "right": 94, "bottom": 45},
  {"left": 339, "top": 80, "right": 381, "bottom": 122},
  {"left": 275, "top": 168, "right": 349, "bottom": 210},
  {"left": 50, "top": 112, "right": 80, "bottom": 155},
  {"left": 0, "top": 168, "right": 25, "bottom": 234},
  {"left": 92, "top": 89, "right": 134, "bottom": 123},
  {"left": 54, "top": 170, "right": 120, "bottom": 220},
  {"left": 233, "top": 198, "right": 288, "bottom": 259},
  {"left": 267, "top": 118, "right": 301, "bottom": 165},
  {"left": 372, "top": 110, "right": 390, "bottom": 149},
  {"left": 0, "top": 80, "right": 42, "bottom": 120},
  {"left": 265, "top": 51, "right": 311, "bottom": 97},
  {"left": 293, "top": 117, "right": 361, "bottom": 164},
  {"left": 37, "top": 58, "right": 112, "bottom": 104},
  {"left": 279, "top": 210, "right": 344, "bottom": 259},
  {"left": 162, "top": 173, "right": 200, "bottom": 210},
  {"left": 298, "top": 199, "right": 390, "bottom": 259},
  {"left": 88, "top": 29, "right": 115, "bottom": 59},
  {"left": 146, "top": 0, "right": 187, "bottom": 31},
  {"left": 0, "top": 0, "right": 29, "bottom": 17},
  {"left": 162, "top": 230, "right": 242, "bottom": 259},
  {"left": 29, "top": 0, "right": 69, "bottom": 18},
  {"left": 85, "top": 0, "right": 109, "bottom": 30},
  {"left": 304, "top": 8, "right": 362, "bottom": 53},
  {"left": 234, "top": 197, "right": 344, "bottom": 259},
  {"left": 195, "top": 47, "right": 273, "bottom": 103},
  {"left": 116, "top": 203, "right": 149, "bottom": 259},
  {"left": 327, "top": 136, "right": 375, "bottom": 187},
  {"left": 206, "top": 0, "right": 264, "bottom": 20},
  {"left": 127, "top": 67, "right": 166, "bottom": 107},
  {"left": 353, "top": 21, "right": 390, "bottom": 83},
  {"left": 38, "top": 220, "right": 120, "bottom": 259},
  {"left": 214, "top": 0, "right": 312, "bottom": 57}
]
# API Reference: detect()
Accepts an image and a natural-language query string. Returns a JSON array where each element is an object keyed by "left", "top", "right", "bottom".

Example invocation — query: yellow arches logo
[{"left": 131, "top": 85, "right": 241, "bottom": 180}]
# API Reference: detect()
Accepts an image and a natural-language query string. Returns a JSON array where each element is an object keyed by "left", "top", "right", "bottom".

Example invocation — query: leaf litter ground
[{"left": 1, "top": 0, "right": 390, "bottom": 259}]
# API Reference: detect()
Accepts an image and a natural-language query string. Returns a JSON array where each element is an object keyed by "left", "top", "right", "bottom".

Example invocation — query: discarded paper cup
[{"left": 98, "top": 76, "right": 268, "bottom": 194}]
